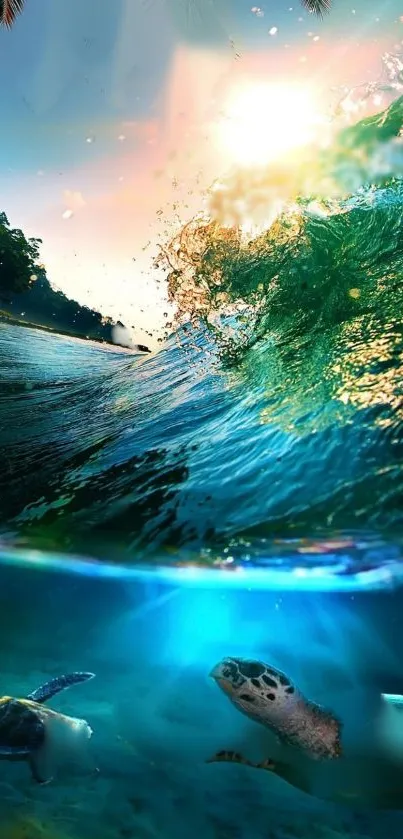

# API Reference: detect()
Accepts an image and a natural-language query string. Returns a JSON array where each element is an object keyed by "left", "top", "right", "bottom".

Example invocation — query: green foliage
[
  {"left": 0, "top": 212, "right": 43, "bottom": 297},
  {"left": 300, "top": 0, "right": 331, "bottom": 14},
  {"left": 0, "top": 0, "right": 25, "bottom": 29}
]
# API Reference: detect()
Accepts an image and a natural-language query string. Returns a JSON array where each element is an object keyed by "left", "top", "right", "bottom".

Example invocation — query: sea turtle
[
  {"left": 208, "top": 656, "right": 403, "bottom": 810},
  {"left": 0, "top": 671, "right": 95, "bottom": 784}
]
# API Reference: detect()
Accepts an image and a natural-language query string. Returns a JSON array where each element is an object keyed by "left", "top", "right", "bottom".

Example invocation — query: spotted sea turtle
[
  {"left": 208, "top": 656, "right": 403, "bottom": 810},
  {"left": 0, "top": 671, "right": 95, "bottom": 784}
]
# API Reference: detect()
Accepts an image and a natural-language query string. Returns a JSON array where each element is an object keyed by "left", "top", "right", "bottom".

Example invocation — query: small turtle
[
  {"left": 208, "top": 656, "right": 403, "bottom": 810},
  {"left": 0, "top": 671, "right": 95, "bottom": 784}
]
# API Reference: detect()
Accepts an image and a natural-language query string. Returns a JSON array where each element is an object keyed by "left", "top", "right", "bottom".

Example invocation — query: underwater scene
[{"left": 1, "top": 0, "right": 403, "bottom": 837}]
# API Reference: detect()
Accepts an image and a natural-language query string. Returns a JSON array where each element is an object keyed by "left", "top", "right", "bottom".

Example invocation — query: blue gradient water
[{"left": 1, "top": 88, "right": 403, "bottom": 839}]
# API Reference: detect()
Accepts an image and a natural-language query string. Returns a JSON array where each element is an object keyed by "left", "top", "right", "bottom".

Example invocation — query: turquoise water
[
  {"left": 1, "top": 319, "right": 402, "bottom": 574},
  {"left": 1, "top": 559, "right": 403, "bottom": 839},
  {"left": 1, "top": 90, "right": 403, "bottom": 838}
]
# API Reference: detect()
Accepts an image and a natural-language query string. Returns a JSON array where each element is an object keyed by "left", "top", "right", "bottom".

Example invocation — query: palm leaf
[
  {"left": 300, "top": 0, "right": 331, "bottom": 15},
  {"left": 0, "top": 0, "right": 25, "bottom": 28}
]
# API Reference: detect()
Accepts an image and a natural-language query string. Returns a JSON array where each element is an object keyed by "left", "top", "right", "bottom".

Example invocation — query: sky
[{"left": 0, "top": 0, "right": 402, "bottom": 345}]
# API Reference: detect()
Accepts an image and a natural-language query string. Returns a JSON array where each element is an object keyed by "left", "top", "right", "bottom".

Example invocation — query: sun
[{"left": 216, "top": 81, "right": 326, "bottom": 167}]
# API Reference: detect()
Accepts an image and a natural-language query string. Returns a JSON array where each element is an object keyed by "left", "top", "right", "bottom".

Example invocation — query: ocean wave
[
  {"left": 1, "top": 93, "right": 403, "bottom": 568},
  {"left": 157, "top": 96, "right": 403, "bottom": 354}
]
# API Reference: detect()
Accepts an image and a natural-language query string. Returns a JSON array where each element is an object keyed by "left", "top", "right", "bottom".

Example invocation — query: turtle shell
[{"left": 0, "top": 697, "right": 45, "bottom": 752}]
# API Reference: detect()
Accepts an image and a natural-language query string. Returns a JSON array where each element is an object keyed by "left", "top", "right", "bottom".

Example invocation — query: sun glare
[{"left": 216, "top": 82, "right": 326, "bottom": 167}]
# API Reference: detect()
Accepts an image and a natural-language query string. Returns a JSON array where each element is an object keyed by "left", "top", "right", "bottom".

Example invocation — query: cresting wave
[
  {"left": 1, "top": 91, "right": 403, "bottom": 571},
  {"left": 157, "top": 94, "right": 403, "bottom": 358}
]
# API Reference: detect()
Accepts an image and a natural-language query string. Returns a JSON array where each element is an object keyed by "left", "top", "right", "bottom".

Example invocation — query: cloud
[{"left": 63, "top": 190, "right": 86, "bottom": 212}]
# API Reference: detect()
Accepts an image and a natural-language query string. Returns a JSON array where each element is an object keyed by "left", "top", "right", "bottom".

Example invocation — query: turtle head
[
  {"left": 210, "top": 657, "right": 248, "bottom": 697},
  {"left": 210, "top": 656, "right": 294, "bottom": 724}
]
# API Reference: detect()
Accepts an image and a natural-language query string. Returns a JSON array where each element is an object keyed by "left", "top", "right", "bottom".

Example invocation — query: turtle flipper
[
  {"left": 206, "top": 750, "right": 276, "bottom": 772},
  {"left": 28, "top": 749, "right": 53, "bottom": 785},
  {"left": 27, "top": 672, "right": 95, "bottom": 704}
]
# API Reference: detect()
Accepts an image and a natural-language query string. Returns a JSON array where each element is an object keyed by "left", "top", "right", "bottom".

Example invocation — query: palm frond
[
  {"left": 0, "top": 0, "right": 25, "bottom": 29},
  {"left": 300, "top": 0, "right": 331, "bottom": 16}
]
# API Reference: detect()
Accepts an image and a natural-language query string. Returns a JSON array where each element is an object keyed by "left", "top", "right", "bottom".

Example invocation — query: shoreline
[{"left": 0, "top": 312, "right": 144, "bottom": 353}]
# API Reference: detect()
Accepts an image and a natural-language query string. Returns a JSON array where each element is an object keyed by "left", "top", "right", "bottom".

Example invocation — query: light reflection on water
[{"left": 1, "top": 532, "right": 403, "bottom": 591}]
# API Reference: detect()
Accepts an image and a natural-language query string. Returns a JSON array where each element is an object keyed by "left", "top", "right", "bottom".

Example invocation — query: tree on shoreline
[{"left": 0, "top": 212, "right": 43, "bottom": 297}]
